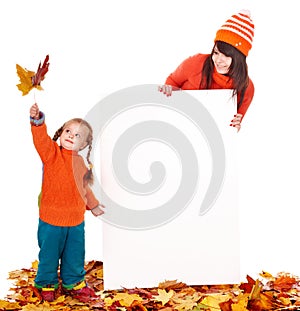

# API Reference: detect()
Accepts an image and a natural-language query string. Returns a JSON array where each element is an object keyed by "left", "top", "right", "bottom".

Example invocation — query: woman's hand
[
  {"left": 158, "top": 84, "right": 180, "bottom": 97},
  {"left": 230, "top": 113, "right": 243, "bottom": 132},
  {"left": 30, "top": 103, "right": 40, "bottom": 119},
  {"left": 91, "top": 204, "right": 105, "bottom": 217}
]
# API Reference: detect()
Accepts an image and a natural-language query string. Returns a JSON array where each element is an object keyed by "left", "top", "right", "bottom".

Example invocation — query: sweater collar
[
  {"left": 212, "top": 67, "right": 234, "bottom": 89},
  {"left": 61, "top": 147, "right": 78, "bottom": 156}
]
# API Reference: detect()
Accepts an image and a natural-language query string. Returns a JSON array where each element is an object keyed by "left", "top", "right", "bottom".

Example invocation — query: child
[
  {"left": 29, "top": 103, "right": 104, "bottom": 302},
  {"left": 159, "top": 10, "right": 255, "bottom": 132}
]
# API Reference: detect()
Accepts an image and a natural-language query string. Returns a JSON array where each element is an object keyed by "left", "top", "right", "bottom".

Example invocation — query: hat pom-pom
[{"left": 240, "top": 9, "right": 251, "bottom": 18}]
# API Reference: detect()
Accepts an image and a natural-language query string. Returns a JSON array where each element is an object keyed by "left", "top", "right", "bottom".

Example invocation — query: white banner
[{"left": 94, "top": 87, "right": 238, "bottom": 290}]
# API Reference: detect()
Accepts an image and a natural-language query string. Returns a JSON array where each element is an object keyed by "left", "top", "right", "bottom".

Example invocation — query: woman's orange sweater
[
  {"left": 31, "top": 122, "right": 99, "bottom": 227},
  {"left": 165, "top": 53, "right": 254, "bottom": 118}
]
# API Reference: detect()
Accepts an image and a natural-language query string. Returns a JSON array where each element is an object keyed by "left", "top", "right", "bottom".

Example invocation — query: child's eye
[
  {"left": 75, "top": 133, "right": 81, "bottom": 138},
  {"left": 66, "top": 129, "right": 71, "bottom": 133}
]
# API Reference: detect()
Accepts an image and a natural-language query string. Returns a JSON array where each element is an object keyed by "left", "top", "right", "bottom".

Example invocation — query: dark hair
[
  {"left": 52, "top": 118, "right": 95, "bottom": 185},
  {"left": 200, "top": 41, "right": 249, "bottom": 108}
]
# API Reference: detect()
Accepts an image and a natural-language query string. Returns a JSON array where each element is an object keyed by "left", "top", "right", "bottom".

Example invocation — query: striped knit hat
[{"left": 214, "top": 10, "right": 254, "bottom": 56}]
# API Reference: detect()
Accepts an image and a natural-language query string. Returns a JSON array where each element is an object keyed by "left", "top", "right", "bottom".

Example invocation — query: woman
[{"left": 159, "top": 10, "right": 255, "bottom": 131}]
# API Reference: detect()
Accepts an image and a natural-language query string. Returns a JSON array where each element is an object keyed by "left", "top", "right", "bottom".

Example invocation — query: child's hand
[
  {"left": 30, "top": 103, "right": 40, "bottom": 119},
  {"left": 91, "top": 204, "right": 105, "bottom": 217}
]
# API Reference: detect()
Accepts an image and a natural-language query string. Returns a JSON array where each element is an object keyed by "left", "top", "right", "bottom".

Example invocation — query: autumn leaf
[
  {"left": 127, "top": 287, "right": 153, "bottom": 299},
  {"left": 273, "top": 274, "right": 297, "bottom": 291},
  {"left": 16, "top": 65, "right": 35, "bottom": 96},
  {"left": 172, "top": 292, "right": 202, "bottom": 311},
  {"left": 259, "top": 271, "right": 273, "bottom": 279},
  {"left": 31, "top": 260, "right": 39, "bottom": 270},
  {"left": 230, "top": 294, "right": 248, "bottom": 311},
  {"left": 249, "top": 279, "right": 262, "bottom": 300},
  {"left": 153, "top": 288, "right": 174, "bottom": 306},
  {"left": 105, "top": 292, "right": 144, "bottom": 307},
  {"left": 248, "top": 292, "right": 274, "bottom": 311},
  {"left": 219, "top": 298, "right": 234, "bottom": 311},
  {"left": 193, "top": 302, "right": 211, "bottom": 310},
  {"left": 239, "top": 275, "right": 256, "bottom": 293},
  {"left": 0, "top": 300, "right": 21, "bottom": 310},
  {"left": 32, "top": 55, "right": 50, "bottom": 87},
  {"left": 200, "top": 294, "right": 232, "bottom": 310},
  {"left": 16, "top": 55, "right": 49, "bottom": 96},
  {"left": 174, "top": 300, "right": 198, "bottom": 311},
  {"left": 158, "top": 279, "right": 187, "bottom": 290}
]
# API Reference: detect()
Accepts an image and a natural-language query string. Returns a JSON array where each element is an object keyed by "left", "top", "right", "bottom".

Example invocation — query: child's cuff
[{"left": 30, "top": 112, "right": 45, "bottom": 126}]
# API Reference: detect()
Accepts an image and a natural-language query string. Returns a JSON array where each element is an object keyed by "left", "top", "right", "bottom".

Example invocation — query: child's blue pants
[{"left": 34, "top": 219, "right": 86, "bottom": 288}]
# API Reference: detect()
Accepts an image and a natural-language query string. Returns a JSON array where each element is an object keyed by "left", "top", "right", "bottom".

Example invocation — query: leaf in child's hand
[
  {"left": 16, "top": 55, "right": 50, "bottom": 96},
  {"left": 32, "top": 55, "right": 50, "bottom": 87},
  {"left": 16, "top": 64, "right": 36, "bottom": 96}
]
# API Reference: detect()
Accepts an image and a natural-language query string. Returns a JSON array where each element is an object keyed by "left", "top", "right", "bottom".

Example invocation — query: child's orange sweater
[{"left": 31, "top": 121, "right": 99, "bottom": 227}]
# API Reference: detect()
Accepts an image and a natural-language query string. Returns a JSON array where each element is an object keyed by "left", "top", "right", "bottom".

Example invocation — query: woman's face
[{"left": 212, "top": 46, "right": 232, "bottom": 74}]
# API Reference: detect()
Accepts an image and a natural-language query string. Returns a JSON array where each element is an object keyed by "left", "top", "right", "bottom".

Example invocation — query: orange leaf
[
  {"left": 158, "top": 280, "right": 187, "bottom": 290},
  {"left": 273, "top": 274, "right": 297, "bottom": 292}
]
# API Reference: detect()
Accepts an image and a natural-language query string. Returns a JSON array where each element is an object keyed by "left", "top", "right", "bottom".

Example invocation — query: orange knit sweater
[
  {"left": 165, "top": 53, "right": 255, "bottom": 118},
  {"left": 31, "top": 122, "right": 99, "bottom": 227}
]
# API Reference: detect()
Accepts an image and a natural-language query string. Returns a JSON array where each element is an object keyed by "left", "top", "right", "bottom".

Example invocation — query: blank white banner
[{"left": 94, "top": 86, "right": 238, "bottom": 290}]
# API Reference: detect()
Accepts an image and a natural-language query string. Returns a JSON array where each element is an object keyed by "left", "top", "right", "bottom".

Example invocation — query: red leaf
[
  {"left": 32, "top": 55, "right": 50, "bottom": 87},
  {"left": 239, "top": 275, "right": 256, "bottom": 293}
]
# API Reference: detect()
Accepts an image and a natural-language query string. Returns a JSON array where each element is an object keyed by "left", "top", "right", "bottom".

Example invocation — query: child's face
[{"left": 60, "top": 122, "right": 90, "bottom": 151}]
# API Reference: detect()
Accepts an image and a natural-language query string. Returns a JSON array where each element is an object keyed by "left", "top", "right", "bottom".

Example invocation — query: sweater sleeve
[
  {"left": 31, "top": 122, "right": 58, "bottom": 163},
  {"left": 237, "top": 78, "right": 255, "bottom": 120},
  {"left": 85, "top": 185, "right": 100, "bottom": 210},
  {"left": 165, "top": 55, "right": 195, "bottom": 87}
]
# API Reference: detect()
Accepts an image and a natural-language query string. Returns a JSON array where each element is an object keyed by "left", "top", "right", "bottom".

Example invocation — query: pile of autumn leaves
[{"left": 1, "top": 260, "right": 300, "bottom": 311}]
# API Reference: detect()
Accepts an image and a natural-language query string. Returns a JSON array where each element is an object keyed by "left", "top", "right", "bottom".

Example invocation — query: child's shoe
[
  {"left": 63, "top": 280, "right": 96, "bottom": 302},
  {"left": 40, "top": 287, "right": 56, "bottom": 302}
]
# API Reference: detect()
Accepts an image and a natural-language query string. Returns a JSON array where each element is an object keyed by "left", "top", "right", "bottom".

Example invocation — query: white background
[{"left": 1, "top": 0, "right": 300, "bottom": 297}]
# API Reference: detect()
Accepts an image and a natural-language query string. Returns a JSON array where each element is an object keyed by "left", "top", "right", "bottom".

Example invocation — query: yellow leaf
[
  {"left": 201, "top": 294, "right": 232, "bottom": 310},
  {"left": 153, "top": 288, "right": 174, "bottom": 306},
  {"left": 104, "top": 297, "right": 114, "bottom": 307},
  {"left": 278, "top": 296, "right": 291, "bottom": 306},
  {"left": 32, "top": 260, "right": 39, "bottom": 270},
  {"left": 16, "top": 64, "right": 35, "bottom": 96},
  {"left": 108, "top": 292, "right": 144, "bottom": 307},
  {"left": 0, "top": 300, "right": 21, "bottom": 310},
  {"left": 231, "top": 295, "right": 248, "bottom": 311},
  {"left": 172, "top": 292, "right": 202, "bottom": 311},
  {"left": 249, "top": 279, "right": 261, "bottom": 300},
  {"left": 259, "top": 271, "right": 273, "bottom": 279},
  {"left": 54, "top": 295, "right": 66, "bottom": 303},
  {"left": 91, "top": 267, "right": 103, "bottom": 278}
]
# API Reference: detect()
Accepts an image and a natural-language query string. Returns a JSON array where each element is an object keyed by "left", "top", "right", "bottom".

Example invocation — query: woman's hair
[
  {"left": 200, "top": 40, "right": 249, "bottom": 108},
  {"left": 52, "top": 118, "right": 95, "bottom": 185}
]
